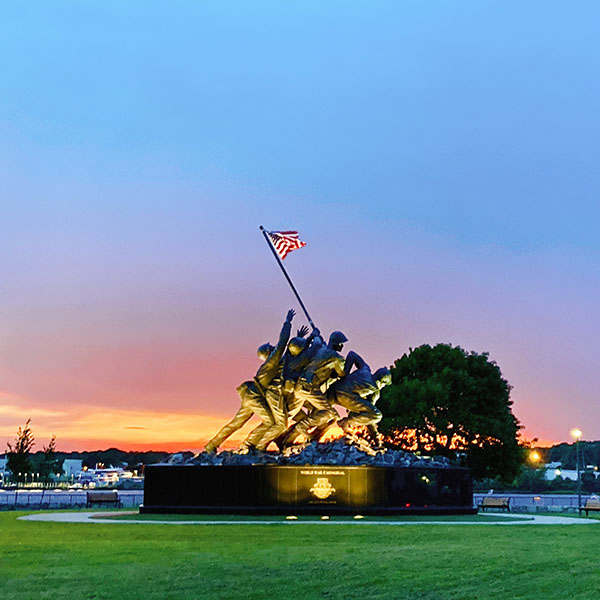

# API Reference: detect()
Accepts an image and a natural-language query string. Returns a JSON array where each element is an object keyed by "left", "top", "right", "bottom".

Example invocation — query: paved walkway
[{"left": 18, "top": 511, "right": 600, "bottom": 526}]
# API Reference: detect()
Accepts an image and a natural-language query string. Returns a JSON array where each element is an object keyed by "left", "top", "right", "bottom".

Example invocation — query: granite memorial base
[{"left": 141, "top": 464, "right": 475, "bottom": 515}]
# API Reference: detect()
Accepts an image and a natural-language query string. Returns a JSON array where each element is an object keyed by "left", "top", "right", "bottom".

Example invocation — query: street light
[{"left": 571, "top": 428, "right": 583, "bottom": 512}]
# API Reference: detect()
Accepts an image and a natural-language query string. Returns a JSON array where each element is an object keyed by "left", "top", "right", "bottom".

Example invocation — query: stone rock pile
[{"left": 186, "top": 438, "right": 451, "bottom": 468}]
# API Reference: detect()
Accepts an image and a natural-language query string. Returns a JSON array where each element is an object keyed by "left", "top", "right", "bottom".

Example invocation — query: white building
[
  {"left": 75, "top": 466, "right": 130, "bottom": 487},
  {"left": 62, "top": 459, "right": 83, "bottom": 478},
  {"left": 543, "top": 461, "right": 598, "bottom": 481},
  {"left": 0, "top": 454, "right": 8, "bottom": 483},
  {"left": 544, "top": 466, "right": 577, "bottom": 481}
]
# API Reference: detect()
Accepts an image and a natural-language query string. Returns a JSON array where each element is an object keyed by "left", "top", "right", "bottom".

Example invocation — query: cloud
[{"left": 0, "top": 404, "right": 67, "bottom": 418}]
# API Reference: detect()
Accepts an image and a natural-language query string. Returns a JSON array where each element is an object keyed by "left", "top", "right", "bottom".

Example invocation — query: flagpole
[{"left": 259, "top": 225, "right": 316, "bottom": 329}]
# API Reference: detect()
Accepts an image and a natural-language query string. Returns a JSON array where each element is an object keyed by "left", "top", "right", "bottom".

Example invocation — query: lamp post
[{"left": 571, "top": 428, "right": 582, "bottom": 512}]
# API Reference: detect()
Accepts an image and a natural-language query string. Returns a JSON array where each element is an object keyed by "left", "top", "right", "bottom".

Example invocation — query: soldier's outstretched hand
[
  {"left": 297, "top": 325, "right": 310, "bottom": 338},
  {"left": 286, "top": 309, "right": 296, "bottom": 322}
]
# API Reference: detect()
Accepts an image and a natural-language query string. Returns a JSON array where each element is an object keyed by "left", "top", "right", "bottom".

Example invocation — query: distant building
[
  {"left": 75, "top": 466, "right": 129, "bottom": 487},
  {"left": 543, "top": 461, "right": 598, "bottom": 481},
  {"left": 0, "top": 454, "right": 8, "bottom": 484},
  {"left": 62, "top": 459, "right": 83, "bottom": 478}
]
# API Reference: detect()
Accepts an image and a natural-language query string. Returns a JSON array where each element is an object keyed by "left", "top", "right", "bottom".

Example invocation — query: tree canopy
[
  {"left": 6, "top": 421, "right": 64, "bottom": 483},
  {"left": 6, "top": 419, "right": 35, "bottom": 482},
  {"left": 378, "top": 343, "right": 523, "bottom": 480},
  {"left": 36, "top": 435, "right": 63, "bottom": 483}
]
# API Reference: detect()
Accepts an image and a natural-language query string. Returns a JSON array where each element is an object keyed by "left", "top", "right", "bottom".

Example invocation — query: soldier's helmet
[
  {"left": 287, "top": 336, "right": 307, "bottom": 356},
  {"left": 257, "top": 343, "right": 274, "bottom": 361},
  {"left": 373, "top": 367, "right": 392, "bottom": 387},
  {"left": 328, "top": 331, "right": 348, "bottom": 351}
]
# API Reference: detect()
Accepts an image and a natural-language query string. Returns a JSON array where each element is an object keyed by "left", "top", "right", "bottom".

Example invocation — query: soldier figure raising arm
[{"left": 203, "top": 310, "right": 295, "bottom": 453}]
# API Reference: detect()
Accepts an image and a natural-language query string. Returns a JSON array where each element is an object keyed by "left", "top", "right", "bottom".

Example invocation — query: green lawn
[{"left": 1, "top": 511, "right": 599, "bottom": 600}]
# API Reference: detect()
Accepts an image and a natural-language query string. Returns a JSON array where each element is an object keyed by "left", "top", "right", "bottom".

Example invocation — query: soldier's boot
[{"left": 204, "top": 440, "right": 218, "bottom": 454}]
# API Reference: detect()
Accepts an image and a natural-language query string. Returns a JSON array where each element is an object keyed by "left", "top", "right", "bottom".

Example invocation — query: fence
[
  {"left": 2, "top": 489, "right": 589, "bottom": 513},
  {"left": 0, "top": 489, "right": 143, "bottom": 510},
  {"left": 474, "top": 493, "right": 593, "bottom": 512}
]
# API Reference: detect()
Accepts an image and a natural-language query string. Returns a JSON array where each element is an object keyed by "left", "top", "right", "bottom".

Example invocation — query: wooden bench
[
  {"left": 86, "top": 490, "right": 121, "bottom": 509},
  {"left": 478, "top": 497, "right": 510, "bottom": 512},
  {"left": 580, "top": 499, "right": 600, "bottom": 516}
]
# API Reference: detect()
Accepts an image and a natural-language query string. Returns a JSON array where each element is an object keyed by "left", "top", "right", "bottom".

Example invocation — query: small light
[
  {"left": 571, "top": 428, "right": 583, "bottom": 440},
  {"left": 405, "top": 503, "right": 411, "bottom": 508},
  {"left": 320, "top": 516, "right": 330, "bottom": 520},
  {"left": 353, "top": 515, "right": 364, "bottom": 519},
  {"left": 285, "top": 516, "right": 298, "bottom": 520}
]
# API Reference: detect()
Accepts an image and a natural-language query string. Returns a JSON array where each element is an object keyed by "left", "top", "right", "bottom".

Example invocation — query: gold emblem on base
[{"left": 310, "top": 477, "right": 336, "bottom": 500}]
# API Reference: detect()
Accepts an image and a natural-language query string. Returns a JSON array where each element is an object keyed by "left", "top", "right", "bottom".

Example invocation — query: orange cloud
[{"left": 0, "top": 394, "right": 259, "bottom": 452}]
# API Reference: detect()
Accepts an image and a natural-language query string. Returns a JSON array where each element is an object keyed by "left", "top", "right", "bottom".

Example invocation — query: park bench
[
  {"left": 478, "top": 497, "right": 510, "bottom": 512},
  {"left": 86, "top": 490, "right": 121, "bottom": 509},
  {"left": 580, "top": 499, "right": 600, "bottom": 516}
]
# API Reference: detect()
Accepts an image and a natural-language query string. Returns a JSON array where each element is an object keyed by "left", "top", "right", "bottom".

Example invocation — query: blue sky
[{"left": 2, "top": 2, "right": 600, "bottom": 449}]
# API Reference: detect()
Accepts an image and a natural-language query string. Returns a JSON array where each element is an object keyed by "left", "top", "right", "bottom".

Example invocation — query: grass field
[{"left": 2, "top": 511, "right": 600, "bottom": 600}]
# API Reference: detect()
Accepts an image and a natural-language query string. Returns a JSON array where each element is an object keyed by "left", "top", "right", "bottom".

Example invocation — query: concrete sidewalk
[{"left": 17, "top": 511, "right": 600, "bottom": 526}]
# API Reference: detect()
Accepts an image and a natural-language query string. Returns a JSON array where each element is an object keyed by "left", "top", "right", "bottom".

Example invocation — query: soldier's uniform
[
  {"left": 204, "top": 313, "right": 293, "bottom": 453},
  {"left": 285, "top": 333, "right": 346, "bottom": 442},
  {"left": 328, "top": 364, "right": 382, "bottom": 432}
]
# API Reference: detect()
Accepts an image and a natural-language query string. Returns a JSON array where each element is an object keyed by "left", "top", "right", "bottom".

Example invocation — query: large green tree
[{"left": 378, "top": 343, "right": 523, "bottom": 480}]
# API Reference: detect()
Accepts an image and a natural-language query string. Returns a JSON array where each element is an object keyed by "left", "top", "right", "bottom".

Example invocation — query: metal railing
[
  {"left": 474, "top": 492, "right": 594, "bottom": 512},
  {"left": 0, "top": 489, "right": 143, "bottom": 510}
]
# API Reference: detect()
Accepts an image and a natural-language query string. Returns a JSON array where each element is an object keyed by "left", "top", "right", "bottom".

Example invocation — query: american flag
[{"left": 267, "top": 230, "right": 306, "bottom": 260}]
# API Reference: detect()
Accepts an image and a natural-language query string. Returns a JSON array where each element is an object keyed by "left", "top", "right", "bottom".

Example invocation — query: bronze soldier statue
[
  {"left": 266, "top": 328, "right": 323, "bottom": 450},
  {"left": 328, "top": 351, "right": 391, "bottom": 437},
  {"left": 250, "top": 329, "right": 310, "bottom": 451},
  {"left": 306, "top": 353, "right": 392, "bottom": 445},
  {"left": 203, "top": 309, "right": 296, "bottom": 453},
  {"left": 281, "top": 330, "right": 346, "bottom": 445}
]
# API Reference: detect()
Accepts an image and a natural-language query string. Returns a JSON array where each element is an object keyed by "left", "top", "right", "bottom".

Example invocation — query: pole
[
  {"left": 577, "top": 438, "right": 582, "bottom": 512},
  {"left": 259, "top": 225, "right": 316, "bottom": 329}
]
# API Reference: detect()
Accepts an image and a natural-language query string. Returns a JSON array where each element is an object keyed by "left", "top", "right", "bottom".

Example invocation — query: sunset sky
[{"left": 2, "top": 2, "right": 600, "bottom": 452}]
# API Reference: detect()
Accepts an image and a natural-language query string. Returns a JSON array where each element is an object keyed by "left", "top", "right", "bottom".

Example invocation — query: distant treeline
[
  {"left": 529, "top": 441, "right": 600, "bottom": 470},
  {"left": 50, "top": 449, "right": 186, "bottom": 471},
  {"left": 474, "top": 441, "right": 600, "bottom": 493}
]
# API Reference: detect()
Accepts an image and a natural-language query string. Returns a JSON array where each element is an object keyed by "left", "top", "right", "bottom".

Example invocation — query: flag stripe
[{"left": 267, "top": 230, "right": 306, "bottom": 260}]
